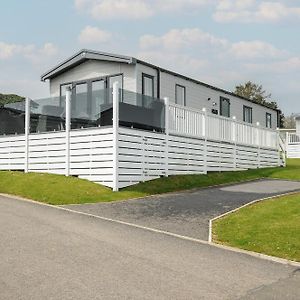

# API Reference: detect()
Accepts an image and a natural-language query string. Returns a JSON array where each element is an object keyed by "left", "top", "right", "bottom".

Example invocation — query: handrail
[
  {"left": 169, "top": 103, "right": 277, "bottom": 133},
  {"left": 168, "top": 103, "right": 278, "bottom": 149}
]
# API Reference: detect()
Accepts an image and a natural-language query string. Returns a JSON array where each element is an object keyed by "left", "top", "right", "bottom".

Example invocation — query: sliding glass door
[
  {"left": 91, "top": 79, "right": 106, "bottom": 121},
  {"left": 60, "top": 74, "right": 123, "bottom": 129}
]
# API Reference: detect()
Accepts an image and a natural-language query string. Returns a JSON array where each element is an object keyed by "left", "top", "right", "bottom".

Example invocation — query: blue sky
[{"left": 1, "top": 0, "right": 300, "bottom": 115}]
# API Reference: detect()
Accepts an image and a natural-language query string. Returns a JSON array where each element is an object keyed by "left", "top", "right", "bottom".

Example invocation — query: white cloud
[
  {"left": 214, "top": 0, "right": 300, "bottom": 23},
  {"left": 138, "top": 50, "right": 209, "bottom": 77},
  {"left": 0, "top": 78, "right": 48, "bottom": 99},
  {"left": 245, "top": 57, "right": 300, "bottom": 73},
  {"left": 0, "top": 42, "right": 19, "bottom": 59},
  {"left": 140, "top": 28, "right": 228, "bottom": 52},
  {"left": 137, "top": 27, "right": 297, "bottom": 105},
  {"left": 158, "top": 0, "right": 212, "bottom": 12},
  {"left": 75, "top": 0, "right": 153, "bottom": 19},
  {"left": 78, "top": 26, "right": 112, "bottom": 44},
  {"left": 75, "top": 0, "right": 212, "bottom": 20},
  {"left": 139, "top": 28, "right": 285, "bottom": 62},
  {"left": 0, "top": 42, "right": 58, "bottom": 61},
  {"left": 230, "top": 40, "right": 286, "bottom": 59}
]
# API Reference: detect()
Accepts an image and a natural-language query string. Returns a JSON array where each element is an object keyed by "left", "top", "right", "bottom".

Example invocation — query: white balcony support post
[
  {"left": 256, "top": 122, "right": 261, "bottom": 168},
  {"left": 232, "top": 116, "right": 237, "bottom": 169},
  {"left": 202, "top": 108, "right": 208, "bottom": 174},
  {"left": 164, "top": 97, "right": 169, "bottom": 177},
  {"left": 276, "top": 128, "right": 280, "bottom": 166},
  {"left": 112, "top": 82, "right": 119, "bottom": 192},
  {"left": 24, "top": 97, "right": 30, "bottom": 173},
  {"left": 65, "top": 87, "right": 71, "bottom": 177}
]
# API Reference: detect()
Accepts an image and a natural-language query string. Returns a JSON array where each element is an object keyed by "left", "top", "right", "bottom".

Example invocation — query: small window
[
  {"left": 175, "top": 84, "right": 186, "bottom": 106},
  {"left": 142, "top": 73, "right": 154, "bottom": 98},
  {"left": 220, "top": 97, "right": 230, "bottom": 117},
  {"left": 243, "top": 106, "right": 253, "bottom": 123},
  {"left": 266, "top": 113, "right": 272, "bottom": 128}
]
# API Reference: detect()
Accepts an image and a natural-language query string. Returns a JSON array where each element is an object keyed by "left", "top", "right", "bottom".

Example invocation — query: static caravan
[
  {"left": 0, "top": 50, "right": 284, "bottom": 190},
  {"left": 41, "top": 49, "right": 279, "bottom": 130}
]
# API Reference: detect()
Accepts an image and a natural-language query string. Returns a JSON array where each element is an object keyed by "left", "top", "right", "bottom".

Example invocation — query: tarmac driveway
[{"left": 63, "top": 179, "right": 300, "bottom": 241}]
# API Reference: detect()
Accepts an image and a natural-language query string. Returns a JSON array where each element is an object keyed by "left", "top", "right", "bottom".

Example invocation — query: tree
[
  {"left": 235, "top": 81, "right": 271, "bottom": 104},
  {"left": 0, "top": 93, "right": 24, "bottom": 107},
  {"left": 234, "top": 81, "right": 284, "bottom": 128},
  {"left": 284, "top": 114, "right": 296, "bottom": 129}
]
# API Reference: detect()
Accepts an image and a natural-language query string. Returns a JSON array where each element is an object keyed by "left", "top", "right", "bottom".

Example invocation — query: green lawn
[
  {"left": 213, "top": 193, "right": 300, "bottom": 262},
  {"left": 0, "top": 159, "right": 299, "bottom": 205}
]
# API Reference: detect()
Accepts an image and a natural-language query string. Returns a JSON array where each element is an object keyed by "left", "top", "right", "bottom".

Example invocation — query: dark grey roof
[
  {"left": 41, "top": 49, "right": 279, "bottom": 112},
  {"left": 41, "top": 49, "right": 136, "bottom": 81}
]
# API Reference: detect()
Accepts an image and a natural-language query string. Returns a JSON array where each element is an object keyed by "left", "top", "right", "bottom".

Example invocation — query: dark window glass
[
  {"left": 243, "top": 106, "right": 253, "bottom": 123},
  {"left": 266, "top": 113, "right": 272, "bottom": 128},
  {"left": 142, "top": 74, "right": 154, "bottom": 98},
  {"left": 220, "top": 97, "right": 230, "bottom": 117}
]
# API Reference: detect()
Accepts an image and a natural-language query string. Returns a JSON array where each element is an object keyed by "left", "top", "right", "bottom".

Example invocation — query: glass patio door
[{"left": 91, "top": 79, "right": 106, "bottom": 122}]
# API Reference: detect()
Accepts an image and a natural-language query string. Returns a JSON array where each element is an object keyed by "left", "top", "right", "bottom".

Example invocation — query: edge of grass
[
  {"left": 0, "top": 159, "right": 299, "bottom": 205},
  {"left": 212, "top": 192, "right": 300, "bottom": 262}
]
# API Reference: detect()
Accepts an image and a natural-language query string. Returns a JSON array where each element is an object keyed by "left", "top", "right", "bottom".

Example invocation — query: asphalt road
[
  {"left": 64, "top": 179, "right": 300, "bottom": 240},
  {"left": 1, "top": 195, "right": 299, "bottom": 300}
]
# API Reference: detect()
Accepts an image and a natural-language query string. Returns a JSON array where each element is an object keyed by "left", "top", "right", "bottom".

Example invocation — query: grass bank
[
  {"left": 0, "top": 159, "right": 299, "bottom": 205},
  {"left": 213, "top": 193, "right": 300, "bottom": 262}
]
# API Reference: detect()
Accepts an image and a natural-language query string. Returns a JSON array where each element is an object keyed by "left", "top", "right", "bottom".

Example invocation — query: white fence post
[
  {"left": 232, "top": 116, "right": 237, "bottom": 169},
  {"left": 24, "top": 97, "right": 30, "bottom": 173},
  {"left": 164, "top": 97, "right": 169, "bottom": 177},
  {"left": 276, "top": 128, "right": 281, "bottom": 166},
  {"left": 112, "top": 82, "right": 119, "bottom": 192},
  {"left": 256, "top": 122, "right": 261, "bottom": 168},
  {"left": 202, "top": 108, "right": 208, "bottom": 174},
  {"left": 65, "top": 87, "right": 71, "bottom": 177}
]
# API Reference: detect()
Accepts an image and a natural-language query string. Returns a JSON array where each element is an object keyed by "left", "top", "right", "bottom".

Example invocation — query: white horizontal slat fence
[{"left": 286, "top": 133, "right": 300, "bottom": 158}]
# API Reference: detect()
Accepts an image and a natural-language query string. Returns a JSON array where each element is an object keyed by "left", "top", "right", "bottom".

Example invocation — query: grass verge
[
  {"left": 0, "top": 159, "right": 299, "bottom": 205},
  {"left": 212, "top": 193, "right": 300, "bottom": 262}
]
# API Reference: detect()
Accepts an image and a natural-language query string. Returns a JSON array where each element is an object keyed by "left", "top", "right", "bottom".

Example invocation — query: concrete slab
[{"left": 220, "top": 179, "right": 300, "bottom": 194}]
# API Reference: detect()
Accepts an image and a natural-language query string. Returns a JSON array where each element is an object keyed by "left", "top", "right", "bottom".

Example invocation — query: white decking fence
[
  {"left": 286, "top": 132, "right": 300, "bottom": 158},
  {"left": 0, "top": 84, "right": 283, "bottom": 190}
]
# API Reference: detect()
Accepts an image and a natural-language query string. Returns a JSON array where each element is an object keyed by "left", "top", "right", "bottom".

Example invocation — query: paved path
[
  {"left": 64, "top": 179, "right": 300, "bottom": 240},
  {"left": 0, "top": 195, "right": 299, "bottom": 300}
]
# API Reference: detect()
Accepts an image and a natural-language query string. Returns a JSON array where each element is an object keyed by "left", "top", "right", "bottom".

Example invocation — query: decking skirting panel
[
  {"left": 0, "top": 135, "right": 25, "bottom": 170},
  {"left": 0, "top": 128, "right": 114, "bottom": 188},
  {"left": 287, "top": 144, "right": 300, "bottom": 158},
  {"left": 117, "top": 128, "right": 280, "bottom": 188},
  {"left": 69, "top": 128, "right": 114, "bottom": 187},
  {"left": 0, "top": 126, "right": 280, "bottom": 189}
]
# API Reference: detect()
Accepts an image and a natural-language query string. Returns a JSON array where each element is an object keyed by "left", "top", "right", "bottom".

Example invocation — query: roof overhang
[{"left": 41, "top": 49, "right": 136, "bottom": 81}]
